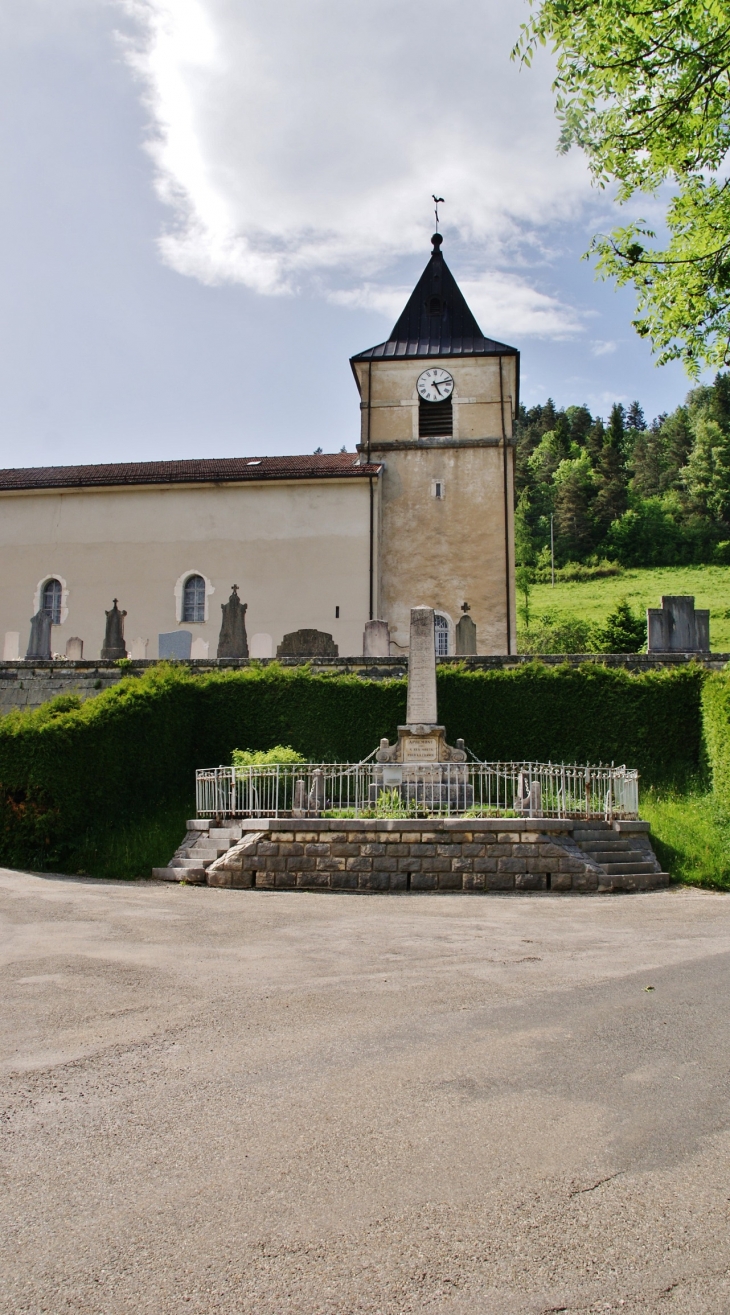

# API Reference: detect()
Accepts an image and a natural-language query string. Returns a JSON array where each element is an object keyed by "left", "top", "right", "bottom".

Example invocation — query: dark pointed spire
[{"left": 351, "top": 234, "right": 517, "bottom": 362}]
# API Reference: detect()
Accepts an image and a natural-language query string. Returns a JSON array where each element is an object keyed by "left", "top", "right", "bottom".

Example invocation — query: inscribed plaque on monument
[{"left": 402, "top": 737, "right": 439, "bottom": 762}]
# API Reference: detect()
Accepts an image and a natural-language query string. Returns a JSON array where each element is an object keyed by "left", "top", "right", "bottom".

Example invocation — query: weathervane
[{"left": 432, "top": 195, "right": 445, "bottom": 232}]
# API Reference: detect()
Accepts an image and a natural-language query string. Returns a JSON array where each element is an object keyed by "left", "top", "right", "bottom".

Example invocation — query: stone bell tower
[{"left": 350, "top": 233, "right": 519, "bottom": 656}]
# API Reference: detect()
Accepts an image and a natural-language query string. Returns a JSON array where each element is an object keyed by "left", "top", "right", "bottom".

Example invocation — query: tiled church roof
[
  {"left": 0, "top": 452, "right": 380, "bottom": 492},
  {"left": 351, "top": 234, "right": 518, "bottom": 362}
]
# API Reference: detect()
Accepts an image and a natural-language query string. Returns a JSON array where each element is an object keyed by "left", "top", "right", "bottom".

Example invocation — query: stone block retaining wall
[{"left": 155, "top": 818, "right": 669, "bottom": 894}]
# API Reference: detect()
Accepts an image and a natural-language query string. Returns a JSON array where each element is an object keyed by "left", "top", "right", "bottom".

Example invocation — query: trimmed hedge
[
  {"left": 702, "top": 673, "right": 730, "bottom": 809},
  {"left": 0, "top": 660, "right": 708, "bottom": 875}
]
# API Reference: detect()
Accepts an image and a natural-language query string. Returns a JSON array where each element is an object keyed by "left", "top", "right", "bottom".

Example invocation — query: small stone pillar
[
  {"left": 217, "top": 585, "right": 249, "bottom": 658},
  {"left": 455, "top": 613, "right": 477, "bottom": 655},
  {"left": 101, "top": 600, "right": 127, "bottom": 659},
  {"left": 26, "top": 610, "right": 52, "bottom": 659},
  {"left": 406, "top": 607, "right": 438, "bottom": 725},
  {"left": 65, "top": 637, "right": 84, "bottom": 660},
  {"left": 647, "top": 596, "right": 710, "bottom": 652},
  {"left": 363, "top": 619, "right": 390, "bottom": 657}
]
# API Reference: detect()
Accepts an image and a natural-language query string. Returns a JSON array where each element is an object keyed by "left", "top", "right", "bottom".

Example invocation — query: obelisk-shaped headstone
[{"left": 406, "top": 607, "right": 438, "bottom": 726}]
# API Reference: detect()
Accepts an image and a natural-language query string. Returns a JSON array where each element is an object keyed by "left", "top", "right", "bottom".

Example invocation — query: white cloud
[
  {"left": 591, "top": 339, "right": 618, "bottom": 357},
  {"left": 119, "top": 0, "right": 598, "bottom": 334}
]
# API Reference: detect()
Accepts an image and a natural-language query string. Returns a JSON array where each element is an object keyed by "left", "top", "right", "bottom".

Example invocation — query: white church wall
[{"left": 0, "top": 477, "right": 373, "bottom": 661}]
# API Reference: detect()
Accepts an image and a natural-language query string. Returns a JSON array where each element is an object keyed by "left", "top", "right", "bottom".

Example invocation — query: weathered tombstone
[
  {"left": 217, "top": 585, "right": 249, "bottom": 658},
  {"left": 26, "top": 610, "right": 52, "bottom": 659},
  {"left": 190, "top": 637, "right": 209, "bottom": 659},
  {"left": 276, "top": 629, "right": 338, "bottom": 657},
  {"left": 363, "top": 619, "right": 390, "bottom": 657},
  {"left": 647, "top": 596, "right": 711, "bottom": 652},
  {"left": 129, "top": 638, "right": 148, "bottom": 660},
  {"left": 159, "top": 631, "right": 192, "bottom": 660},
  {"left": 455, "top": 613, "right": 477, "bottom": 656},
  {"left": 101, "top": 600, "right": 127, "bottom": 659},
  {"left": 65, "top": 637, "right": 84, "bottom": 660},
  {"left": 3, "top": 631, "right": 19, "bottom": 660}
]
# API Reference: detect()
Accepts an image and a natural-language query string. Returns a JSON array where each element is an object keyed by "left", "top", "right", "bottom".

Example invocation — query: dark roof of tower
[{"left": 351, "top": 234, "right": 518, "bottom": 362}]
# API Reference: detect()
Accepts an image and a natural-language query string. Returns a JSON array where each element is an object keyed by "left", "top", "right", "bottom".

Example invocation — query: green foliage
[
  {"left": 518, "top": 615, "right": 595, "bottom": 655},
  {"left": 515, "top": 375, "right": 730, "bottom": 568},
  {"left": 642, "top": 787, "right": 730, "bottom": 891},
  {"left": 231, "top": 745, "right": 306, "bottom": 766},
  {"left": 0, "top": 661, "right": 708, "bottom": 876},
  {"left": 437, "top": 662, "right": 704, "bottom": 786},
  {"left": 592, "top": 599, "right": 647, "bottom": 654},
  {"left": 701, "top": 671, "right": 730, "bottom": 810},
  {"left": 515, "top": 1, "right": 730, "bottom": 373}
]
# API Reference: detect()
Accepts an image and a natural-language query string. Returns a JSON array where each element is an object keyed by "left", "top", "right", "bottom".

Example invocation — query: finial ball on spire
[{"left": 431, "top": 232, "right": 443, "bottom": 250}]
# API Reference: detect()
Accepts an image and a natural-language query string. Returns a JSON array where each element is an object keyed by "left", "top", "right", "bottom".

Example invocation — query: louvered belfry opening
[{"left": 419, "top": 397, "right": 453, "bottom": 437}]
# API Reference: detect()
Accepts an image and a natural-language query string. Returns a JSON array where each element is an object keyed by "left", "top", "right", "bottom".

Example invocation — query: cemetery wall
[{"left": 0, "top": 651, "right": 724, "bottom": 714}]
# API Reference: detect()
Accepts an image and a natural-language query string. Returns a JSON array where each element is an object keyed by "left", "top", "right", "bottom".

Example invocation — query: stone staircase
[
  {"left": 571, "top": 820, "right": 669, "bottom": 890},
  {"left": 152, "top": 821, "right": 243, "bottom": 883}
]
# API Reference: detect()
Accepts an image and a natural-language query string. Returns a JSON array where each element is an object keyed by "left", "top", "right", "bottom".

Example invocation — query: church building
[{"left": 0, "top": 235, "right": 518, "bottom": 662}]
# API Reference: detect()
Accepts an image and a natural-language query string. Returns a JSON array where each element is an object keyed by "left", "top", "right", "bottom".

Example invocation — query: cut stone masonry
[{"left": 153, "top": 818, "right": 668, "bottom": 894}]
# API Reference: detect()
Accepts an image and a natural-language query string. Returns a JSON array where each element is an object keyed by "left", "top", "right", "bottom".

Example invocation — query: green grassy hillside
[{"left": 527, "top": 565, "right": 730, "bottom": 651}]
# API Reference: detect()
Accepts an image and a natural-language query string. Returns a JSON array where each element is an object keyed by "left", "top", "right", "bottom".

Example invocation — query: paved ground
[{"left": 2, "top": 875, "right": 730, "bottom": 1314}]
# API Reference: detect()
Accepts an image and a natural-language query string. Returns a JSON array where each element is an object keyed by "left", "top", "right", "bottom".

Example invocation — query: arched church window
[
  {"left": 183, "top": 574, "right": 206, "bottom": 623},
  {"left": 434, "top": 613, "right": 450, "bottom": 657},
  {"left": 42, "top": 578, "right": 62, "bottom": 625}
]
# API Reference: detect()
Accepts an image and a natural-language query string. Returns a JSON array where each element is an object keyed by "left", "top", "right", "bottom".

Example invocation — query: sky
[{"left": 0, "top": 0, "right": 703, "bottom": 468}]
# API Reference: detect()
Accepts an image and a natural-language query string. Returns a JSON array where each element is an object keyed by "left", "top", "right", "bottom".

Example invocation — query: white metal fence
[{"left": 195, "top": 760, "right": 639, "bottom": 821}]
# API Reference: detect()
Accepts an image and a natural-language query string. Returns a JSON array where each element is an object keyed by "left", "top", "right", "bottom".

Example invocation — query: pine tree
[{"left": 594, "top": 404, "right": 628, "bottom": 535}]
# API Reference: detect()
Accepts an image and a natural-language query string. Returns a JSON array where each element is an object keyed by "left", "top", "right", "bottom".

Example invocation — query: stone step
[
  {"left": 170, "top": 856, "right": 214, "bottom": 869},
  {"left": 152, "top": 865, "right": 207, "bottom": 883},
  {"left": 584, "top": 849, "right": 651, "bottom": 865},
  {"left": 209, "top": 828, "right": 241, "bottom": 840},
  {"left": 183, "top": 846, "right": 229, "bottom": 860},
  {"left": 577, "top": 839, "right": 635, "bottom": 853},
  {"left": 602, "top": 861, "right": 658, "bottom": 875}
]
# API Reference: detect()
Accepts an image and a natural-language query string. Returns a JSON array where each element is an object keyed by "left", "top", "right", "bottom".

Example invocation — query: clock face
[{"left": 417, "top": 367, "right": 454, "bottom": 403}]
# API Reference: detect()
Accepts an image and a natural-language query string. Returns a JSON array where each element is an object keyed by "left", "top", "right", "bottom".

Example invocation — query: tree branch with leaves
[{"left": 514, "top": 0, "right": 730, "bottom": 375}]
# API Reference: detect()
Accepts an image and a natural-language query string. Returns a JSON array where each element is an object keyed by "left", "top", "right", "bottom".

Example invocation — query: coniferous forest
[{"left": 515, "top": 372, "right": 730, "bottom": 572}]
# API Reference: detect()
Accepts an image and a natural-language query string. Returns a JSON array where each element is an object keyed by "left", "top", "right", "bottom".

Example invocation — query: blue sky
[{"left": 0, "top": 0, "right": 700, "bottom": 468}]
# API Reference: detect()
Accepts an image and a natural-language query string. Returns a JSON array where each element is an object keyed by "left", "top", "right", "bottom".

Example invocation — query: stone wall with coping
[
  {"left": 0, "top": 651, "right": 725, "bottom": 713},
  {"left": 189, "top": 818, "right": 667, "bottom": 895}
]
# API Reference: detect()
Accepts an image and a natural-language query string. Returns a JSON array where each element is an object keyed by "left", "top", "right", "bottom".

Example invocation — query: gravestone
[
  {"left": 190, "top": 638, "right": 209, "bottom": 659},
  {"left": 26, "top": 610, "right": 52, "bottom": 659},
  {"left": 65, "top": 637, "right": 84, "bottom": 660},
  {"left": 217, "top": 585, "right": 249, "bottom": 658},
  {"left": 129, "top": 638, "right": 148, "bottom": 660},
  {"left": 101, "top": 600, "right": 127, "bottom": 659},
  {"left": 276, "top": 629, "right": 338, "bottom": 657},
  {"left": 647, "top": 596, "right": 710, "bottom": 652},
  {"left": 455, "top": 613, "right": 477, "bottom": 655},
  {"left": 159, "top": 631, "right": 192, "bottom": 660},
  {"left": 363, "top": 619, "right": 390, "bottom": 657}
]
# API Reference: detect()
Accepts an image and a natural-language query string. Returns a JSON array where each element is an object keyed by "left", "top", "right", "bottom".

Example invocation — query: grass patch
[
  {"left": 69, "top": 804, "right": 190, "bottom": 881},
  {"left": 526, "top": 564, "right": 730, "bottom": 651},
  {"left": 641, "top": 787, "right": 730, "bottom": 890}
]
